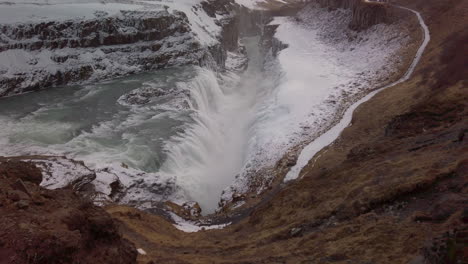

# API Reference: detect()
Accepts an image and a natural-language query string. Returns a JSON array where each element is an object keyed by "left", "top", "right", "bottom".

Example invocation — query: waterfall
[{"left": 160, "top": 37, "right": 264, "bottom": 213}]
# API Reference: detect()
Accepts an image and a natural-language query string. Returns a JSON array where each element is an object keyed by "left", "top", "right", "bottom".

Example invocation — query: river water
[{"left": 0, "top": 37, "right": 276, "bottom": 213}]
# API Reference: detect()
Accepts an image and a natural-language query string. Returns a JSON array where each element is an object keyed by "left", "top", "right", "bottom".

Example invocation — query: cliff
[
  {"left": 0, "top": 0, "right": 244, "bottom": 97},
  {"left": 315, "top": 0, "right": 389, "bottom": 30}
]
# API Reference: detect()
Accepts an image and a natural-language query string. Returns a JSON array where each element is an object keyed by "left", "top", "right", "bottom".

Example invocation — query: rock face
[
  {"left": 0, "top": 9, "right": 201, "bottom": 97},
  {"left": 315, "top": 0, "right": 389, "bottom": 30},
  {"left": 0, "top": 160, "right": 137, "bottom": 264},
  {"left": 0, "top": 0, "right": 246, "bottom": 97}
]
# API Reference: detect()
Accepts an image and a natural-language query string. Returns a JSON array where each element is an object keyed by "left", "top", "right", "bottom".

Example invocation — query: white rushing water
[{"left": 159, "top": 38, "right": 269, "bottom": 211}]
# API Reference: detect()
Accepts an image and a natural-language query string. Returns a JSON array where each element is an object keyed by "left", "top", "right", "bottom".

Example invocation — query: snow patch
[
  {"left": 170, "top": 212, "right": 231, "bottom": 232},
  {"left": 137, "top": 248, "right": 147, "bottom": 255}
]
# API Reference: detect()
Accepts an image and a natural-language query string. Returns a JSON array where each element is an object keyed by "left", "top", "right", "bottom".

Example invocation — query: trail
[{"left": 285, "top": 4, "right": 431, "bottom": 181}]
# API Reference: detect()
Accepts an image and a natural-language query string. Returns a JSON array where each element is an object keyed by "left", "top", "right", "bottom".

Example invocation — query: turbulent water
[
  {"left": 0, "top": 37, "right": 275, "bottom": 213},
  {"left": 159, "top": 39, "right": 270, "bottom": 210},
  {"left": 0, "top": 7, "right": 408, "bottom": 214}
]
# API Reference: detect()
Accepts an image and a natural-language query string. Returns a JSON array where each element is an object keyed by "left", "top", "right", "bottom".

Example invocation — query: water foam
[{"left": 160, "top": 39, "right": 266, "bottom": 212}]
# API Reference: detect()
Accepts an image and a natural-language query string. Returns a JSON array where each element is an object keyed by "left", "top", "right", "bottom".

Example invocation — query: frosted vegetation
[{"left": 0, "top": 1, "right": 409, "bottom": 215}]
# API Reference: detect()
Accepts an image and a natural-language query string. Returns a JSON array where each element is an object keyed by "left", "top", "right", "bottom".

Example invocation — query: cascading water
[
  {"left": 160, "top": 37, "right": 266, "bottom": 212},
  {"left": 0, "top": 36, "right": 275, "bottom": 214}
]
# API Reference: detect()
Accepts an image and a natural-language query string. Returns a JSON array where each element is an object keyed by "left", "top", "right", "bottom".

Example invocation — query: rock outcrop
[
  {"left": 0, "top": 160, "right": 137, "bottom": 264},
  {"left": 315, "top": 0, "right": 389, "bottom": 30}
]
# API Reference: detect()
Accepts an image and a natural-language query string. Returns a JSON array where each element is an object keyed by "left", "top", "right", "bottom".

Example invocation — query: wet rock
[
  {"left": 118, "top": 85, "right": 176, "bottom": 105},
  {"left": 165, "top": 201, "right": 202, "bottom": 220},
  {"left": 109, "top": 179, "right": 125, "bottom": 201},
  {"left": 183, "top": 201, "right": 202, "bottom": 218},
  {"left": 232, "top": 192, "right": 246, "bottom": 203}
]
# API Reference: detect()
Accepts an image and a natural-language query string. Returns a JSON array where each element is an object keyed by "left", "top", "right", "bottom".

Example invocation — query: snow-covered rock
[{"left": 0, "top": 0, "right": 239, "bottom": 97}]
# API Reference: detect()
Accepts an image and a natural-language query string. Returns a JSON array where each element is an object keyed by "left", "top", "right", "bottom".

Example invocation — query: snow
[
  {"left": 147, "top": 0, "right": 223, "bottom": 45},
  {"left": 170, "top": 212, "right": 231, "bottom": 232},
  {"left": 137, "top": 248, "right": 147, "bottom": 255},
  {"left": 285, "top": 5, "right": 431, "bottom": 180},
  {"left": 221, "top": 4, "right": 410, "bottom": 201},
  {"left": 0, "top": 0, "right": 228, "bottom": 95},
  {"left": 0, "top": 2, "right": 146, "bottom": 24},
  {"left": 0, "top": 0, "right": 223, "bottom": 45},
  {"left": 5, "top": 156, "right": 96, "bottom": 189},
  {"left": 235, "top": 0, "right": 293, "bottom": 9}
]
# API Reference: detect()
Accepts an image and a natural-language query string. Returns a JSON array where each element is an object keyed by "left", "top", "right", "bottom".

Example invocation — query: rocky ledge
[{"left": 0, "top": 160, "right": 137, "bottom": 264}]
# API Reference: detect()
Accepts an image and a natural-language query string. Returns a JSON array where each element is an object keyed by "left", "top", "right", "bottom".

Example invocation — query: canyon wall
[
  {"left": 315, "top": 0, "right": 389, "bottom": 30},
  {"left": 0, "top": 10, "right": 199, "bottom": 96},
  {"left": 0, "top": 0, "right": 246, "bottom": 97}
]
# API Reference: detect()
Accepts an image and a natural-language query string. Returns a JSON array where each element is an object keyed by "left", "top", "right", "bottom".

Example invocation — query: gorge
[{"left": 0, "top": 0, "right": 466, "bottom": 263}]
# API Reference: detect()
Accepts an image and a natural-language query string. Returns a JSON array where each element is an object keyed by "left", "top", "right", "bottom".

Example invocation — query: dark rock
[
  {"left": 0, "top": 161, "right": 138, "bottom": 264},
  {"left": 0, "top": 161, "right": 42, "bottom": 184},
  {"left": 16, "top": 200, "right": 29, "bottom": 209}
]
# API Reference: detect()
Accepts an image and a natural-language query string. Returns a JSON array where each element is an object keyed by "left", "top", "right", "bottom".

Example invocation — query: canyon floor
[{"left": 0, "top": 0, "right": 467, "bottom": 263}]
